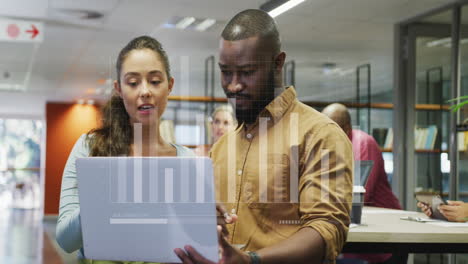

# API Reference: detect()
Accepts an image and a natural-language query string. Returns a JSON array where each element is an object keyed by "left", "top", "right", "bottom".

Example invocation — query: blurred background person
[
  {"left": 418, "top": 200, "right": 468, "bottom": 222},
  {"left": 195, "top": 105, "right": 237, "bottom": 156},
  {"left": 322, "top": 103, "right": 401, "bottom": 210},
  {"left": 323, "top": 103, "right": 403, "bottom": 264}
]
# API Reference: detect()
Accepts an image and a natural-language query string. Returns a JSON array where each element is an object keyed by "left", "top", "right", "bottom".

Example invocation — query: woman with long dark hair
[{"left": 56, "top": 35, "right": 193, "bottom": 263}]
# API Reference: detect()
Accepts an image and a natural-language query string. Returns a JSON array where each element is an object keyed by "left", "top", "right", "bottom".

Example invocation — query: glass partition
[{"left": 0, "top": 119, "right": 42, "bottom": 209}]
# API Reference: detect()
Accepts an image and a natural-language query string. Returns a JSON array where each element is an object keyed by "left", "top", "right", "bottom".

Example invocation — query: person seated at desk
[
  {"left": 56, "top": 36, "right": 195, "bottom": 264},
  {"left": 322, "top": 103, "right": 402, "bottom": 264},
  {"left": 322, "top": 103, "right": 401, "bottom": 210},
  {"left": 418, "top": 200, "right": 468, "bottom": 222},
  {"left": 194, "top": 105, "right": 237, "bottom": 156}
]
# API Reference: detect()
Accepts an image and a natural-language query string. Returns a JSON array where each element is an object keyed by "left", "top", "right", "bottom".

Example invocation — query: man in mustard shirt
[{"left": 174, "top": 9, "right": 353, "bottom": 264}]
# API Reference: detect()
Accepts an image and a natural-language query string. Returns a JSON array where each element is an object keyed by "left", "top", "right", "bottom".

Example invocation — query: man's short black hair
[{"left": 221, "top": 9, "right": 281, "bottom": 55}]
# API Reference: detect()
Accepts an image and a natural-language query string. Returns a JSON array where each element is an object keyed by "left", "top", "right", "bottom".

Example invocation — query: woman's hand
[
  {"left": 417, "top": 202, "right": 432, "bottom": 217},
  {"left": 439, "top": 200, "right": 468, "bottom": 222}
]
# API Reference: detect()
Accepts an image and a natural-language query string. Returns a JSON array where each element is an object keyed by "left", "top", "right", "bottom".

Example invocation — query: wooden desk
[{"left": 343, "top": 207, "right": 468, "bottom": 253}]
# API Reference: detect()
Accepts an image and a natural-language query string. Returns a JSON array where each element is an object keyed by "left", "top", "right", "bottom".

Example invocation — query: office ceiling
[{"left": 0, "top": 0, "right": 454, "bottom": 105}]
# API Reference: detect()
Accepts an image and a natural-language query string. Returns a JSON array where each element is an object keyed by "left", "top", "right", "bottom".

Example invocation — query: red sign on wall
[{"left": 0, "top": 19, "right": 43, "bottom": 42}]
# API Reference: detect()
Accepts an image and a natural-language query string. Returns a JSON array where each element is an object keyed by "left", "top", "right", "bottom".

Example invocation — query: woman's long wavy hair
[{"left": 86, "top": 36, "right": 172, "bottom": 156}]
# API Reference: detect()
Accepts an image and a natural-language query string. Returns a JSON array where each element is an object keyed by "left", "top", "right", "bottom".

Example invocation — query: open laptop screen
[
  {"left": 354, "top": 160, "right": 374, "bottom": 186},
  {"left": 76, "top": 157, "right": 219, "bottom": 263}
]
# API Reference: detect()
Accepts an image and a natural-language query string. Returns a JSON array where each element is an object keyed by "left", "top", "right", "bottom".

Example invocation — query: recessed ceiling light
[
  {"left": 57, "top": 9, "right": 104, "bottom": 20},
  {"left": 176, "top": 17, "right": 196, "bottom": 29},
  {"left": 195, "top": 19, "right": 216, "bottom": 31},
  {"left": 260, "top": 0, "right": 305, "bottom": 18},
  {"left": 0, "top": 83, "right": 23, "bottom": 91},
  {"left": 163, "top": 16, "right": 220, "bottom": 32}
]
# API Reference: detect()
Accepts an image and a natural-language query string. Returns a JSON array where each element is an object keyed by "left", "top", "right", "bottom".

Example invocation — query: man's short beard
[
  {"left": 235, "top": 108, "right": 258, "bottom": 125},
  {"left": 234, "top": 69, "right": 275, "bottom": 125}
]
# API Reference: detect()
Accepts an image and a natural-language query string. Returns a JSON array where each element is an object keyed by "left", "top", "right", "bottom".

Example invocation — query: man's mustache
[{"left": 226, "top": 92, "right": 251, "bottom": 99}]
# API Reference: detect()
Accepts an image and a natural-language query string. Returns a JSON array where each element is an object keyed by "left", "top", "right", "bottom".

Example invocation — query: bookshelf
[
  {"left": 381, "top": 148, "right": 447, "bottom": 153},
  {"left": 303, "top": 101, "right": 450, "bottom": 111},
  {"left": 412, "top": 65, "right": 447, "bottom": 197},
  {"left": 168, "top": 95, "right": 227, "bottom": 103}
]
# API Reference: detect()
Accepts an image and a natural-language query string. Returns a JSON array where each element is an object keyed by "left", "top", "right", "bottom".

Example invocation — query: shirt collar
[{"left": 261, "top": 86, "right": 296, "bottom": 122}]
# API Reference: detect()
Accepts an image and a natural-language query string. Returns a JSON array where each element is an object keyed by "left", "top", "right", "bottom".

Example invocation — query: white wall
[{"left": 0, "top": 91, "right": 46, "bottom": 119}]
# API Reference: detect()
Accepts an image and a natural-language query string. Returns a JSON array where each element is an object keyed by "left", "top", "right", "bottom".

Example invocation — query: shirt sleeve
[
  {"left": 56, "top": 134, "right": 89, "bottom": 253},
  {"left": 298, "top": 124, "right": 353, "bottom": 262}
]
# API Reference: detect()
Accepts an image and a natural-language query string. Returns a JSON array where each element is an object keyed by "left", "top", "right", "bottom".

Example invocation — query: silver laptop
[{"left": 76, "top": 157, "right": 219, "bottom": 263}]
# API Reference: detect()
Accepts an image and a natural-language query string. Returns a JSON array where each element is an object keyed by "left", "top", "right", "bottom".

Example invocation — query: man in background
[{"left": 323, "top": 103, "right": 402, "bottom": 264}]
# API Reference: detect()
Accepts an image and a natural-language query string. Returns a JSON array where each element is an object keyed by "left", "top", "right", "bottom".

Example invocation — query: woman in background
[
  {"left": 195, "top": 105, "right": 237, "bottom": 156},
  {"left": 56, "top": 35, "right": 193, "bottom": 264}
]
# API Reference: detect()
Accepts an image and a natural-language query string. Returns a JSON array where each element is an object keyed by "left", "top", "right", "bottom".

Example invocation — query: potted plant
[{"left": 448, "top": 95, "right": 468, "bottom": 113}]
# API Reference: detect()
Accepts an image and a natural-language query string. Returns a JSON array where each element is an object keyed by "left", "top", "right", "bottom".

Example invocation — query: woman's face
[
  {"left": 114, "top": 48, "right": 173, "bottom": 127},
  {"left": 212, "top": 110, "right": 235, "bottom": 143}
]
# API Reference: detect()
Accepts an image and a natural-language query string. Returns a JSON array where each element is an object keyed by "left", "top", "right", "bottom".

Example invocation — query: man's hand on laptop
[
  {"left": 174, "top": 225, "right": 250, "bottom": 264},
  {"left": 216, "top": 204, "right": 237, "bottom": 224},
  {"left": 216, "top": 204, "right": 237, "bottom": 239}
]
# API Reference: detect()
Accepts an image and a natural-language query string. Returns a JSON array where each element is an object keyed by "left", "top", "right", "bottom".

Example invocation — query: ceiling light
[
  {"left": 57, "top": 9, "right": 104, "bottom": 20},
  {"left": 195, "top": 19, "right": 216, "bottom": 31},
  {"left": 426, "top": 37, "right": 451, "bottom": 48},
  {"left": 175, "top": 17, "right": 196, "bottom": 29},
  {"left": 163, "top": 16, "right": 220, "bottom": 31},
  {"left": 320, "top": 62, "right": 338, "bottom": 75},
  {"left": 0, "top": 83, "right": 23, "bottom": 91},
  {"left": 338, "top": 68, "right": 354, "bottom": 76},
  {"left": 260, "top": 0, "right": 305, "bottom": 18},
  {"left": 448, "top": 38, "right": 468, "bottom": 47}
]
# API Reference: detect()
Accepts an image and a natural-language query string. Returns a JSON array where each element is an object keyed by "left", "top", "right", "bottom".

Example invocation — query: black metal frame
[
  {"left": 356, "top": 64, "right": 371, "bottom": 134},
  {"left": 283, "top": 60, "right": 295, "bottom": 87},
  {"left": 425, "top": 66, "right": 443, "bottom": 193},
  {"left": 204, "top": 55, "right": 215, "bottom": 117}
]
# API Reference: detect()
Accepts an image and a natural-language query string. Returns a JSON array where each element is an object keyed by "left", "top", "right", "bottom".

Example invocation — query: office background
[{"left": 1, "top": 0, "right": 467, "bottom": 263}]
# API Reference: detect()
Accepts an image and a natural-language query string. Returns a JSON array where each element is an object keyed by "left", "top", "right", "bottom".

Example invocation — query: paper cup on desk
[{"left": 351, "top": 185, "right": 366, "bottom": 224}]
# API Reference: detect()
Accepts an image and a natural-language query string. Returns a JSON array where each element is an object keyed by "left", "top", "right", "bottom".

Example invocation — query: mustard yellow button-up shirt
[{"left": 210, "top": 87, "right": 353, "bottom": 262}]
